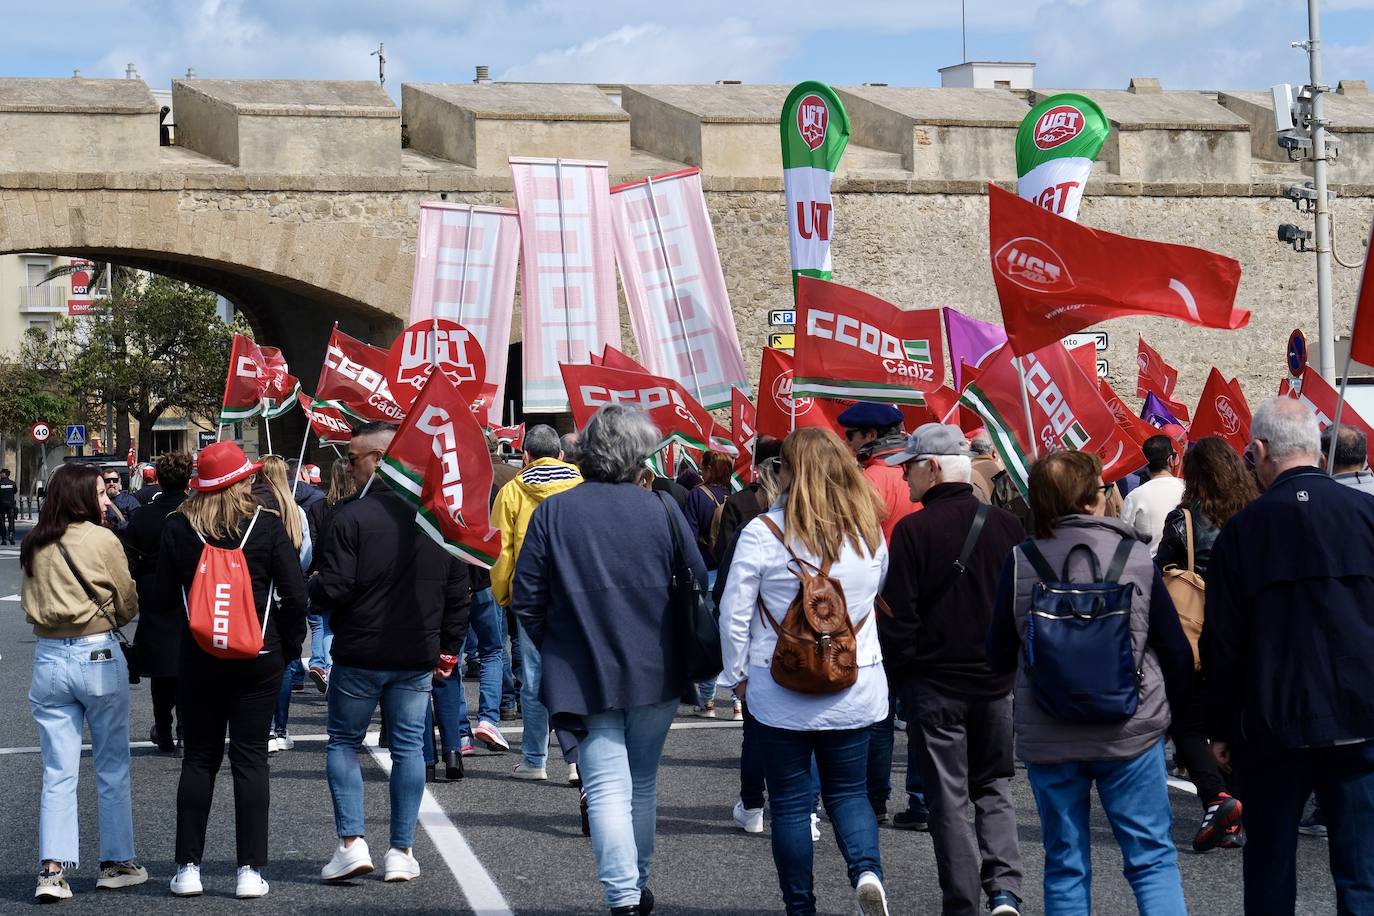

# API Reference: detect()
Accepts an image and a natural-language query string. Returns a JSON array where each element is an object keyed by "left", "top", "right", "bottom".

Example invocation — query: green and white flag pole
[{"left": 781, "top": 82, "right": 850, "bottom": 302}]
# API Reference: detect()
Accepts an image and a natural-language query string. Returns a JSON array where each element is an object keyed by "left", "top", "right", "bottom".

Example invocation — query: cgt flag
[
  {"left": 794, "top": 277, "right": 945, "bottom": 404},
  {"left": 376, "top": 371, "right": 502, "bottom": 568},
  {"left": 316, "top": 326, "right": 407, "bottom": 425},
  {"left": 297, "top": 391, "right": 352, "bottom": 445},
  {"left": 560, "top": 362, "right": 734, "bottom": 455},
  {"left": 988, "top": 184, "right": 1247, "bottom": 356},
  {"left": 1280, "top": 367, "right": 1374, "bottom": 468},
  {"left": 1190, "top": 368, "right": 1252, "bottom": 455},
  {"left": 782, "top": 82, "right": 850, "bottom": 298},
  {"left": 1136, "top": 335, "right": 1190, "bottom": 422}
]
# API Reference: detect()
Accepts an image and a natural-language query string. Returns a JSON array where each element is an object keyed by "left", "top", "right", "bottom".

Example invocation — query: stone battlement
[{"left": 1, "top": 75, "right": 1373, "bottom": 192}]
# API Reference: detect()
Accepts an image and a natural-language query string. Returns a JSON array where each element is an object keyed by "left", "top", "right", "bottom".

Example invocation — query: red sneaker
[{"left": 1193, "top": 793, "right": 1244, "bottom": 852}]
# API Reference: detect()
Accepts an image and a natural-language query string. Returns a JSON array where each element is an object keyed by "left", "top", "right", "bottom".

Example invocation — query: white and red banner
[
  {"left": 316, "top": 327, "right": 406, "bottom": 424},
  {"left": 610, "top": 168, "right": 749, "bottom": 410},
  {"left": 1280, "top": 366, "right": 1374, "bottom": 467},
  {"left": 298, "top": 390, "right": 353, "bottom": 445},
  {"left": 988, "top": 184, "right": 1247, "bottom": 356},
  {"left": 1190, "top": 368, "right": 1252, "bottom": 455},
  {"left": 560, "top": 362, "right": 732, "bottom": 455},
  {"left": 793, "top": 277, "right": 944, "bottom": 404},
  {"left": 385, "top": 319, "right": 488, "bottom": 413},
  {"left": 220, "top": 334, "right": 268, "bottom": 424},
  {"left": 510, "top": 157, "right": 622, "bottom": 412},
  {"left": 376, "top": 371, "right": 502, "bottom": 568},
  {"left": 407, "top": 202, "right": 520, "bottom": 424}
]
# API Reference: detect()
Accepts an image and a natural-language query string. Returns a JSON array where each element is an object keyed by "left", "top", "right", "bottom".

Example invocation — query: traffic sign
[
  {"left": 65, "top": 424, "right": 86, "bottom": 447},
  {"left": 1096, "top": 359, "right": 1109, "bottom": 379},
  {"left": 197, "top": 431, "right": 216, "bottom": 450},
  {"left": 768, "top": 309, "right": 796, "bottom": 327},
  {"left": 1062, "top": 331, "right": 1109, "bottom": 352},
  {"left": 1287, "top": 328, "right": 1307, "bottom": 377},
  {"left": 769, "top": 333, "right": 795, "bottom": 350},
  {"left": 31, "top": 422, "right": 50, "bottom": 444}
]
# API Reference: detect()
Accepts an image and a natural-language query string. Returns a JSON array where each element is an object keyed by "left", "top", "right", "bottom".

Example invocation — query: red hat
[
  {"left": 191, "top": 441, "right": 262, "bottom": 492},
  {"left": 307, "top": 464, "right": 322, "bottom": 485},
  {"left": 142, "top": 466, "right": 157, "bottom": 482}
]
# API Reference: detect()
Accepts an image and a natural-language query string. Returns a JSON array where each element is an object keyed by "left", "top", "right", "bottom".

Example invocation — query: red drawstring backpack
[{"left": 184, "top": 509, "right": 271, "bottom": 659}]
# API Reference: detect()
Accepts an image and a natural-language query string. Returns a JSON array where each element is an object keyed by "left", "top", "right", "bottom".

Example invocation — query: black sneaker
[
  {"left": 150, "top": 724, "right": 175, "bottom": 755},
  {"left": 892, "top": 800, "right": 930, "bottom": 831},
  {"left": 989, "top": 890, "right": 1022, "bottom": 915},
  {"left": 1193, "top": 793, "right": 1243, "bottom": 852}
]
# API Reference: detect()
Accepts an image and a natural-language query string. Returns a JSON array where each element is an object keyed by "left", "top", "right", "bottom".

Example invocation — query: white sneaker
[
  {"left": 510, "top": 762, "right": 548, "bottom": 781},
  {"left": 321, "top": 838, "right": 374, "bottom": 882},
  {"left": 275, "top": 731, "right": 294, "bottom": 751},
  {"left": 383, "top": 847, "right": 420, "bottom": 882},
  {"left": 855, "top": 871, "right": 889, "bottom": 916},
  {"left": 170, "top": 863, "right": 203, "bottom": 897},
  {"left": 473, "top": 720, "right": 510, "bottom": 752},
  {"left": 236, "top": 866, "right": 268, "bottom": 899},
  {"left": 810, "top": 812, "right": 821, "bottom": 842},
  {"left": 567, "top": 762, "right": 581, "bottom": 786},
  {"left": 267, "top": 735, "right": 280, "bottom": 754},
  {"left": 733, "top": 799, "right": 764, "bottom": 834}
]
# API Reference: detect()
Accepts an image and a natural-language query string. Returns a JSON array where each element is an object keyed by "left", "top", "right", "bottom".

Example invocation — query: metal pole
[
  {"left": 1308, "top": 0, "right": 1337, "bottom": 381},
  {"left": 643, "top": 175, "right": 707, "bottom": 406},
  {"left": 455, "top": 205, "right": 474, "bottom": 326},
  {"left": 1327, "top": 348, "right": 1355, "bottom": 473},
  {"left": 290, "top": 430, "right": 309, "bottom": 499},
  {"left": 961, "top": 0, "right": 968, "bottom": 63},
  {"left": 1015, "top": 356, "right": 1039, "bottom": 459}
]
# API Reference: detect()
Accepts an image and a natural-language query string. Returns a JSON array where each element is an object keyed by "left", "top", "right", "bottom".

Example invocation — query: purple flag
[
  {"left": 944, "top": 307, "right": 1007, "bottom": 391},
  {"left": 1140, "top": 391, "right": 1183, "bottom": 429}
]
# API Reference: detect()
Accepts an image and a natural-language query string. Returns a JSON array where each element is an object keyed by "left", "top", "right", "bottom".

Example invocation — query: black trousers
[
  {"left": 175, "top": 650, "right": 282, "bottom": 867},
  {"left": 1169, "top": 679, "right": 1228, "bottom": 806},
  {"left": 0, "top": 505, "right": 15, "bottom": 539},
  {"left": 151, "top": 676, "right": 178, "bottom": 741}
]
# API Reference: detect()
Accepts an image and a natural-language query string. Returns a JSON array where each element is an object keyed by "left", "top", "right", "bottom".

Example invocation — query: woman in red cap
[{"left": 154, "top": 441, "right": 308, "bottom": 900}]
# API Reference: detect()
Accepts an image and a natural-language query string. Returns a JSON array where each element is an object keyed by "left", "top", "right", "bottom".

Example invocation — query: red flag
[
  {"left": 756, "top": 347, "right": 848, "bottom": 440},
  {"left": 730, "top": 388, "right": 758, "bottom": 487},
  {"left": 596, "top": 345, "right": 649, "bottom": 373},
  {"left": 126, "top": 442, "right": 135, "bottom": 468},
  {"left": 1135, "top": 336, "right": 1190, "bottom": 421},
  {"left": 959, "top": 341, "right": 1136, "bottom": 492},
  {"left": 1189, "top": 368, "right": 1252, "bottom": 455},
  {"left": 385, "top": 319, "right": 488, "bottom": 412},
  {"left": 297, "top": 390, "right": 352, "bottom": 444},
  {"left": 317, "top": 327, "right": 406, "bottom": 424},
  {"left": 375, "top": 371, "right": 502, "bottom": 568},
  {"left": 988, "top": 184, "right": 1247, "bottom": 356},
  {"left": 491, "top": 423, "right": 526, "bottom": 451},
  {"left": 258, "top": 346, "right": 300, "bottom": 419},
  {"left": 1280, "top": 367, "right": 1374, "bottom": 468},
  {"left": 220, "top": 334, "right": 267, "bottom": 424},
  {"left": 1099, "top": 378, "right": 1159, "bottom": 450},
  {"left": 1069, "top": 342, "right": 1097, "bottom": 382},
  {"left": 794, "top": 277, "right": 945, "bottom": 403},
  {"left": 560, "top": 363, "right": 733, "bottom": 454},
  {"left": 1347, "top": 221, "right": 1374, "bottom": 366}
]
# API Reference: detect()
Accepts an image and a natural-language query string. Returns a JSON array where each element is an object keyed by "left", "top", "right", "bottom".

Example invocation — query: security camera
[
  {"left": 1278, "top": 223, "right": 1313, "bottom": 251},
  {"left": 1272, "top": 84, "right": 1296, "bottom": 133}
]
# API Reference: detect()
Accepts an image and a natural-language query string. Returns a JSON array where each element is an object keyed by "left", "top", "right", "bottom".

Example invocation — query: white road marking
[
  {"left": 1168, "top": 776, "right": 1199, "bottom": 796},
  {"left": 0, "top": 594, "right": 20, "bottom": 601},
  {"left": 368, "top": 743, "right": 515, "bottom": 916}
]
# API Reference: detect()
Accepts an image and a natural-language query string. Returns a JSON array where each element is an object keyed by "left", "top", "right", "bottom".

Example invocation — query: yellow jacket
[
  {"left": 490, "top": 458, "right": 583, "bottom": 607},
  {"left": 23, "top": 521, "right": 138, "bottom": 638}
]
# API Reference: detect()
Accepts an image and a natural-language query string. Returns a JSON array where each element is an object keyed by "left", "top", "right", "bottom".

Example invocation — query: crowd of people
[{"left": 14, "top": 394, "right": 1374, "bottom": 915}]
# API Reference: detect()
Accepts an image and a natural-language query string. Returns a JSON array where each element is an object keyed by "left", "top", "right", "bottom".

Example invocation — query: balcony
[{"left": 19, "top": 284, "right": 66, "bottom": 313}]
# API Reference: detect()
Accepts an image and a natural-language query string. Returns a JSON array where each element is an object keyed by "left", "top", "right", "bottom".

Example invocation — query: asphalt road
[{"left": 0, "top": 531, "right": 1341, "bottom": 914}]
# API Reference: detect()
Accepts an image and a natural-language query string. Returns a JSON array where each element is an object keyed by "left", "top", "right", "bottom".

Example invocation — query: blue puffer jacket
[{"left": 1203, "top": 466, "right": 1374, "bottom": 752}]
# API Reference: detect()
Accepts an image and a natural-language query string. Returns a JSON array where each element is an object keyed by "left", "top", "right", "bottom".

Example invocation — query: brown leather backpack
[
  {"left": 1161, "top": 507, "right": 1206, "bottom": 671},
  {"left": 755, "top": 516, "right": 867, "bottom": 695}
]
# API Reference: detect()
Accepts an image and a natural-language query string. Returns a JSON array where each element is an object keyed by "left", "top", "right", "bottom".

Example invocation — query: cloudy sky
[{"left": 6, "top": 1, "right": 1372, "bottom": 94}]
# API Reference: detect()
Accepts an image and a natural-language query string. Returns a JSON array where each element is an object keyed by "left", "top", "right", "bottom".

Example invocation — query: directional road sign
[
  {"left": 65, "top": 424, "right": 86, "bottom": 447},
  {"left": 768, "top": 309, "right": 796, "bottom": 327},
  {"left": 769, "top": 333, "right": 795, "bottom": 350},
  {"left": 1062, "top": 331, "right": 1109, "bottom": 352}
]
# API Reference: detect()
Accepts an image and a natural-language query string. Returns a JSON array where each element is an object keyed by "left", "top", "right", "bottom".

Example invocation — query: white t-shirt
[{"left": 1119, "top": 475, "right": 1186, "bottom": 557}]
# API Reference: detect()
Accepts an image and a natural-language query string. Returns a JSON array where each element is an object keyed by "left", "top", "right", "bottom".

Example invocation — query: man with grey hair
[
  {"left": 1203, "top": 397, "right": 1374, "bottom": 913},
  {"left": 878, "top": 423, "right": 1026, "bottom": 916},
  {"left": 491, "top": 423, "right": 583, "bottom": 780},
  {"left": 1321, "top": 423, "right": 1374, "bottom": 496}
]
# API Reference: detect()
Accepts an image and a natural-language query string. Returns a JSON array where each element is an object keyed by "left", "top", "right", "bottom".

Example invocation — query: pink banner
[
  {"left": 610, "top": 168, "right": 749, "bottom": 410},
  {"left": 510, "top": 157, "right": 622, "bottom": 413},
  {"left": 408, "top": 202, "right": 519, "bottom": 425}
]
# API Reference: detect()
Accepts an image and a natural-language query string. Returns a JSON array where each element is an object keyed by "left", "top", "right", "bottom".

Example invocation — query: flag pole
[
  {"left": 263, "top": 414, "right": 273, "bottom": 456},
  {"left": 290, "top": 428, "right": 309, "bottom": 499},
  {"left": 359, "top": 472, "right": 376, "bottom": 499},
  {"left": 1015, "top": 356, "right": 1039, "bottom": 459},
  {"left": 643, "top": 174, "right": 707, "bottom": 407},
  {"left": 1326, "top": 348, "right": 1355, "bottom": 473},
  {"left": 940, "top": 400, "right": 961, "bottom": 425}
]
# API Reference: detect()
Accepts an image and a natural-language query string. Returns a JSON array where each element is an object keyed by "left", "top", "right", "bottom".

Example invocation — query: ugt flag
[
  {"left": 793, "top": 277, "right": 945, "bottom": 404},
  {"left": 560, "top": 362, "right": 734, "bottom": 456},
  {"left": 376, "top": 371, "right": 502, "bottom": 568},
  {"left": 988, "top": 184, "right": 1247, "bottom": 356},
  {"left": 1136, "top": 335, "right": 1190, "bottom": 422},
  {"left": 1190, "top": 368, "right": 1252, "bottom": 455},
  {"left": 1015, "top": 93, "right": 1110, "bottom": 223},
  {"left": 782, "top": 82, "right": 850, "bottom": 298}
]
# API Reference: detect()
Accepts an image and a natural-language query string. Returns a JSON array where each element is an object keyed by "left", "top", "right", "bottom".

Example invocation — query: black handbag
[
  {"left": 657, "top": 491, "right": 723, "bottom": 682},
  {"left": 56, "top": 542, "right": 142, "bottom": 684}
]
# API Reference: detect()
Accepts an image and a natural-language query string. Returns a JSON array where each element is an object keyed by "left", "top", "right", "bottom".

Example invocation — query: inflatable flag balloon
[
  {"left": 1015, "top": 93, "right": 1110, "bottom": 223},
  {"left": 781, "top": 82, "right": 850, "bottom": 300}
]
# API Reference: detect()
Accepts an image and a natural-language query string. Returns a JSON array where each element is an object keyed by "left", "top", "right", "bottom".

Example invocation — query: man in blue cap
[{"left": 836, "top": 402, "right": 915, "bottom": 541}]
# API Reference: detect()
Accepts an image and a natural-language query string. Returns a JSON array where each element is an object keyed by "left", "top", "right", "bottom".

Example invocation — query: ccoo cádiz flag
[{"left": 988, "top": 184, "right": 1248, "bottom": 356}]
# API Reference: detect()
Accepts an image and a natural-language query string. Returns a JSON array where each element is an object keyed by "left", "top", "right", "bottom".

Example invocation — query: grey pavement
[{"left": 0, "top": 539, "right": 1340, "bottom": 914}]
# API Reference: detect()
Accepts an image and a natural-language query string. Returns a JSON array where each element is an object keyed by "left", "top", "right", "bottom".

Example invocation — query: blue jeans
[
  {"left": 867, "top": 697, "right": 895, "bottom": 813},
  {"left": 1027, "top": 739, "right": 1185, "bottom": 916},
  {"left": 502, "top": 614, "right": 521, "bottom": 713},
  {"left": 740, "top": 699, "right": 820, "bottom": 811},
  {"left": 456, "top": 588, "right": 505, "bottom": 727},
  {"left": 272, "top": 658, "right": 303, "bottom": 734},
  {"left": 757, "top": 721, "right": 883, "bottom": 915},
  {"left": 579, "top": 700, "right": 678, "bottom": 909},
  {"left": 29, "top": 633, "right": 135, "bottom": 867},
  {"left": 431, "top": 673, "right": 470, "bottom": 753},
  {"left": 516, "top": 619, "right": 554, "bottom": 768},
  {"left": 326, "top": 665, "right": 432, "bottom": 850},
  {"left": 308, "top": 613, "right": 332, "bottom": 672},
  {"left": 1235, "top": 739, "right": 1374, "bottom": 915}
]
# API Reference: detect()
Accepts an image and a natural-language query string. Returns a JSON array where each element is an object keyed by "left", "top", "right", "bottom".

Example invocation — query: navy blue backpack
[{"left": 1019, "top": 537, "right": 1142, "bottom": 723}]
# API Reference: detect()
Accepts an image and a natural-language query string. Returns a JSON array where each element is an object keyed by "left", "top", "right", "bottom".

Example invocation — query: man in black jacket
[
  {"left": 1204, "top": 398, "right": 1374, "bottom": 914},
  {"left": 0, "top": 468, "right": 17, "bottom": 544},
  {"left": 879, "top": 423, "right": 1026, "bottom": 916},
  {"left": 309, "top": 422, "right": 472, "bottom": 886}
]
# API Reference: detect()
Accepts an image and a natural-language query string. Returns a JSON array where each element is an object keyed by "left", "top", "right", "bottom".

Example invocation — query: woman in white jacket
[{"left": 717, "top": 427, "right": 891, "bottom": 916}]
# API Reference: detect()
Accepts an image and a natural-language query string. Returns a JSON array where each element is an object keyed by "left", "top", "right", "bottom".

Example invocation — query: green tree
[{"left": 25, "top": 274, "right": 248, "bottom": 457}]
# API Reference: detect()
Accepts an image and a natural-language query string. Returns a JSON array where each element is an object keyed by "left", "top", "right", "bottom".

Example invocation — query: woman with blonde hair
[
  {"left": 155, "top": 441, "right": 307, "bottom": 899},
  {"left": 718, "top": 427, "right": 892, "bottom": 916},
  {"left": 256, "top": 454, "right": 312, "bottom": 751}
]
